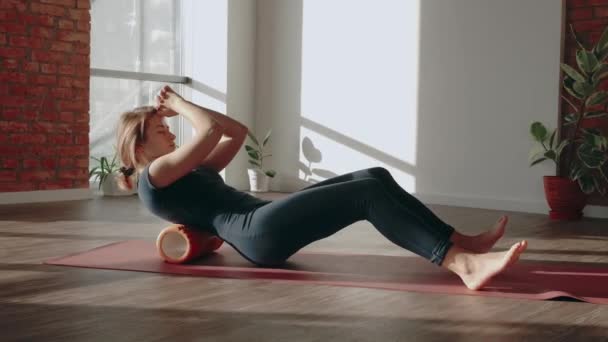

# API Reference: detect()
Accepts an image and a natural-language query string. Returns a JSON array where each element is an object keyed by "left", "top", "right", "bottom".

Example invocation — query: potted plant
[
  {"left": 89, "top": 153, "right": 138, "bottom": 196},
  {"left": 244, "top": 129, "right": 277, "bottom": 192},
  {"left": 529, "top": 25, "right": 608, "bottom": 220}
]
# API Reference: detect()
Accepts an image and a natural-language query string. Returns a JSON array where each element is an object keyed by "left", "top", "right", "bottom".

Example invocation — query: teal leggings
[{"left": 212, "top": 167, "right": 455, "bottom": 266}]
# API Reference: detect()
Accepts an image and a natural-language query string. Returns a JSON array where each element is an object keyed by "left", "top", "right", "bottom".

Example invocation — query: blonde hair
[{"left": 115, "top": 106, "right": 157, "bottom": 190}]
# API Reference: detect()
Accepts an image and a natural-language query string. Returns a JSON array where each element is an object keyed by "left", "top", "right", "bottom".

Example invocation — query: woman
[{"left": 116, "top": 85, "right": 527, "bottom": 290}]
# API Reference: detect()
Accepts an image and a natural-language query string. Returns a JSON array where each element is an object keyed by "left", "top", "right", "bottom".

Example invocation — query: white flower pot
[
  {"left": 247, "top": 168, "right": 271, "bottom": 192},
  {"left": 101, "top": 172, "right": 138, "bottom": 196}
]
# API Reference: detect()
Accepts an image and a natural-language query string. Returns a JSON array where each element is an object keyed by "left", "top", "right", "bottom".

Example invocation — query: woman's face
[{"left": 139, "top": 114, "right": 177, "bottom": 160}]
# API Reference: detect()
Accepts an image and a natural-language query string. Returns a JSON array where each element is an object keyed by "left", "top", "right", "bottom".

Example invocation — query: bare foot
[
  {"left": 451, "top": 215, "right": 508, "bottom": 253},
  {"left": 456, "top": 240, "right": 527, "bottom": 290}
]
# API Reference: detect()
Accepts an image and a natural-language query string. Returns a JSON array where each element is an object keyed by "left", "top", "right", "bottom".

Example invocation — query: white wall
[
  {"left": 225, "top": 0, "right": 257, "bottom": 189},
  {"left": 254, "top": 0, "right": 608, "bottom": 216}
]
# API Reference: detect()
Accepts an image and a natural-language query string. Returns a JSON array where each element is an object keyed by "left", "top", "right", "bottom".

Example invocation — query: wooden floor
[{"left": 1, "top": 193, "right": 608, "bottom": 341}]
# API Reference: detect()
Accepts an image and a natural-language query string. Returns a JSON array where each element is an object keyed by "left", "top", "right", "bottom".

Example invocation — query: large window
[{"left": 90, "top": 0, "right": 184, "bottom": 160}]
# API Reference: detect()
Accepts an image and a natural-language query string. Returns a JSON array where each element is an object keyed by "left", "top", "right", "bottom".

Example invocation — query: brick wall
[{"left": 0, "top": 0, "right": 90, "bottom": 193}]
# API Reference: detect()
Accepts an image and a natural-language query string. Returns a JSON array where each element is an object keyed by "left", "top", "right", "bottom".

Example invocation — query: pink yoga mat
[{"left": 44, "top": 240, "right": 608, "bottom": 304}]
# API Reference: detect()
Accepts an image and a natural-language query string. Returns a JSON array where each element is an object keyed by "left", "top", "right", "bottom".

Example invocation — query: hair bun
[{"left": 119, "top": 166, "right": 136, "bottom": 177}]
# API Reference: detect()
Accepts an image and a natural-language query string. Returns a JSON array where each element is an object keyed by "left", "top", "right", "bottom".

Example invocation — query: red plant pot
[{"left": 543, "top": 176, "right": 587, "bottom": 220}]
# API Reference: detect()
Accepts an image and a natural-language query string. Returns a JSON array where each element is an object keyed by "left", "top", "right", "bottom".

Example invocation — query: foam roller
[{"left": 156, "top": 224, "right": 224, "bottom": 264}]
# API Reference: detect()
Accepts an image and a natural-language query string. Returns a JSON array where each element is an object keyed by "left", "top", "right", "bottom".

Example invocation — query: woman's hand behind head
[{"left": 155, "top": 85, "right": 184, "bottom": 113}]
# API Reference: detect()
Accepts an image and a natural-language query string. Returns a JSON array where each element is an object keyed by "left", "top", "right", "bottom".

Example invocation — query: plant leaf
[
  {"left": 247, "top": 151, "right": 260, "bottom": 160},
  {"left": 561, "top": 64, "right": 586, "bottom": 83},
  {"left": 245, "top": 145, "right": 257, "bottom": 153},
  {"left": 578, "top": 175, "right": 596, "bottom": 194},
  {"left": 594, "top": 25, "right": 608, "bottom": 60},
  {"left": 262, "top": 130, "right": 272, "bottom": 147},
  {"left": 592, "top": 63, "right": 608, "bottom": 82},
  {"left": 578, "top": 144, "right": 606, "bottom": 168},
  {"left": 549, "top": 130, "right": 556, "bottom": 149},
  {"left": 247, "top": 131, "right": 259, "bottom": 146},
  {"left": 248, "top": 160, "right": 261, "bottom": 167},
  {"left": 564, "top": 76, "right": 584, "bottom": 99},
  {"left": 530, "top": 157, "right": 548, "bottom": 167},
  {"left": 586, "top": 91, "right": 608, "bottom": 106},
  {"left": 563, "top": 113, "right": 578, "bottom": 126},
  {"left": 530, "top": 122, "right": 548, "bottom": 142},
  {"left": 573, "top": 80, "right": 594, "bottom": 97},
  {"left": 544, "top": 150, "right": 557, "bottom": 161},
  {"left": 584, "top": 111, "right": 608, "bottom": 119},
  {"left": 265, "top": 170, "right": 276, "bottom": 178},
  {"left": 577, "top": 49, "right": 599, "bottom": 75}
]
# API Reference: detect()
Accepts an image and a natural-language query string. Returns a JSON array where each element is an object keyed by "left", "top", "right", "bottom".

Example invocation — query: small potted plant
[
  {"left": 89, "top": 153, "right": 138, "bottom": 196},
  {"left": 529, "top": 25, "right": 608, "bottom": 220},
  {"left": 244, "top": 129, "right": 276, "bottom": 192}
]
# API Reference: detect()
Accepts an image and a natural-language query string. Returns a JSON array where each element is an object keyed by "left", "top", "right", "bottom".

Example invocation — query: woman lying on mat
[{"left": 115, "top": 85, "right": 527, "bottom": 290}]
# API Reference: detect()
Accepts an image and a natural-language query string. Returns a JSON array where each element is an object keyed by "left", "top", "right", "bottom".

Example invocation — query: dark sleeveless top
[{"left": 137, "top": 164, "right": 270, "bottom": 230}]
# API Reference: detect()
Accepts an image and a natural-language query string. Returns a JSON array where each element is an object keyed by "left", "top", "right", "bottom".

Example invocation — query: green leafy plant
[
  {"left": 530, "top": 25, "right": 608, "bottom": 196},
  {"left": 245, "top": 129, "right": 277, "bottom": 178},
  {"left": 89, "top": 154, "right": 121, "bottom": 190}
]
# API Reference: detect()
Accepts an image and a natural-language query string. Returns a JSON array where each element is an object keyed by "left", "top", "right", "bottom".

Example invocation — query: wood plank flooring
[{"left": 1, "top": 193, "right": 608, "bottom": 341}]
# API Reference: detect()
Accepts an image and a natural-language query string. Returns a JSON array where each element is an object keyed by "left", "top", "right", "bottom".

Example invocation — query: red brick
[
  {"left": 0, "top": 33, "right": 5, "bottom": 45},
  {"left": 31, "top": 122, "right": 54, "bottom": 133},
  {"left": 20, "top": 14, "right": 55, "bottom": 27},
  {"left": 58, "top": 169, "right": 87, "bottom": 180},
  {"left": 2, "top": 59, "right": 19, "bottom": 70},
  {"left": 0, "top": 83, "right": 7, "bottom": 95},
  {"left": 9, "top": 36, "right": 44, "bottom": 49},
  {"left": 40, "top": 112, "right": 59, "bottom": 121},
  {"left": 0, "top": 10, "right": 18, "bottom": 21},
  {"left": 59, "top": 100, "right": 88, "bottom": 111},
  {"left": 40, "top": 0, "right": 76, "bottom": 7},
  {"left": 32, "top": 50, "right": 67, "bottom": 63},
  {"left": 11, "top": 134, "right": 47, "bottom": 144},
  {"left": 0, "top": 47, "right": 26, "bottom": 58},
  {"left": 77, "top": 0, "right": 90, "bottom": 9},
  {"left": 31, "top": 3, "right": 67, "bottom": 16},
  {"left": 68, "top": 8, "right": 90, "bottom": 21},
  {"left": 59, "top": 112, "right": 74, "bottom": 122},
  {"left": 26, "top": 86, "right": 47, "bottom": 97},
  {"left": 58, "top": 64, "right": 75, "bottom": 75},
  {"left": 69, "top": 54, "right": 88, "bottom": 65},
  {"left": 0, "top": 72, "right": 26, "bottom": 83},
  {"left": 59, "top": 158, "right": 73, "bottom": 167},
  {"left": 58, "top": 76, "right": 88, "bottom": 88},
  {"left": 23, "top": 61, "right": 39, "bottom": 72},
  {"left": 75, "top": 20, "right": 90, "bottom": 32},
  {"left": 30, "top": 74, "right": 57, "bottom": 85},
  {"left": 594, "top": 7, "right": 608, "bottom": 18},
  {"left": 1, "top": 108, "right": 20, "bottom": 120},
  {"left": 589, "top": 0, "right": 608, "bottom": 5},
  {"left": 0, "top": 145, "right": 24, "bottom": 157},
  {"left": 23, "top": 159, "right": 40, "bottom": 169},
  {"left": 40, "top": 63, "right": 57, "bottom": 74},
  {"left": 9, "top": 85, "right": 28, "bottom": 96},
  {"left": 56, "top": 30, "right": 89, "bottom": 43},
  {"left": 51, "top": 88, "right": 73, "bottom": 99},
  {"left": 0, "top": 170, "right": 17, "bottom": 182},
  {"left": 0, "top": 23, "right": 26, "bottom": 34},
  {"left": 0, "top": 183, "right": 37, "bottom": 192},
  {"left": 73, "top": 41, "right": 88, "bottom": 54},
  {"left": 39, "top": 180, "right": 73, "bottom": 190},
  {"left": 572, "top": 19, "right": 608, "bottom": 32},
  {"left": 2, "top": 159, "right": 19, "bottom": 169},
  {"left": 0, "top": 1, "right": 27, "bottom": 11},
  {"left": 58, "top": 19, "right": 74, "bottom": 30},
  {"left": 42, "top": 158, "right": 57, "bottom": 169},
  {"left": 74, "top": 134, "right": 88, "bottom": 145},
  {"left": 75, "top": 158, "right": 88, "bottom": 167},
  {"left": 27, "top": 145, "right": 57, "bottom": 156},
  {"left": 570, "top": 8, "right": 593, "bottom": 20},
  {"left": 0, "top": 95, "right": 27, "bottom": 106},
  {"left": 49, "top": 134, "right": 71, "bottom": 144},
  {"left": 0, "top": 121, "right": 27, "bottom": 132},
  {"left": 20, "top": 171, "right": 54, "bottom": 181},
  {"left": 30, "top": 27, "right": 54, "bottom": 39},
  {"left": 75, "top": 112, "right": 89, "bottom": 123},
  {"left": 57, "top": 146, "right": 87, "bottom": 156}
]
